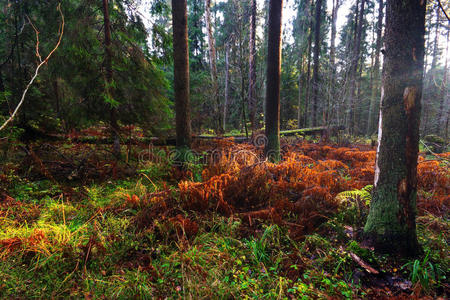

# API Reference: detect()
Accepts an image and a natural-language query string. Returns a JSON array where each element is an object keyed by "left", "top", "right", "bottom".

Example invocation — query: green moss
[{"left": 266, "top": 132, "right": 280, "bottom": 162}]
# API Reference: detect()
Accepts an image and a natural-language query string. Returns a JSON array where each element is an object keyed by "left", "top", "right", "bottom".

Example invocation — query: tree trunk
[
  {"left": 53, "top": 79, "right": 60, "bottom": 119},
  {"left": 102, "top": 0, "right": 120, "bottom": 157},
  {"left": 303, "top": 32, "right": 312, "bottom": 127},
  {"left": 205, "top": 0, "right": 223, "bottom": 133},
  {"left": 348, "top": 0, "right": 365, "bottom": 134},
  {"left": 172, "top": 0, "right": 192, "bottom": 150},
  {"left": 297, "top": 56, "right": 304, "bottom": 128},
  {"left": 367, "top": 0, "right": 384, "bottom": 136},
  {"left": 223, "top": 44, "right": 230, "bottom": 132},
  {"left": 236, "top": 7, "right": 249, "bottom": 138},
  {"left": 327, "top": 0, "right": 340, "bottom": 126},
  {"left": 330, "top": 0, "right": 340, "bottom": 68},
  {"left": 430, "top": 4, "right": 440, "bottom": 71},
  {"left": 297, "top": 0, "right": 312, "bottom": 128},
  {"left": 436, "top": 30, "right": 448, "bottom": 135},
  {"left": 422, "top": 5, "right": 441, "bottom": 135},
  {"left": 311, "top": 0, "right": 323, "bottom": 127},
  {"left": 248, "top": 0, "right": 257, "bottom": 134},
  {"left": 265, "top": 0, "right": 283, "bottom": 161},
  {"left": 364, "top": 0, "right": 426, "bottom": 256},
  {"left": 0, "top": 69, "right": 4, "bottom": 93}
]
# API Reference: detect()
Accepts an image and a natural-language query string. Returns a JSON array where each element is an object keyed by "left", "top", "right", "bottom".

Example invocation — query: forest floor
[{"left": 0, "top": 128, "right": 448, "bottom": 299}]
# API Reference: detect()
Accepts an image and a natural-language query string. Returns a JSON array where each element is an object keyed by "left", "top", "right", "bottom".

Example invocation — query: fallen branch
[
  {"left": 0, "top": 4, "right": 64, "bottom": 132},
  {"left": 349, "top": 252, "right": 379, "bottom": 274},
  {"left": 420, "top": 140, "right": 449, "bottom": 164}
]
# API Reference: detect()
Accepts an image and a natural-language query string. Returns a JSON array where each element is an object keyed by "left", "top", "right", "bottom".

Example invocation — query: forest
[{"left": 0, "top": 0, "right": 448, "bottom": 298}]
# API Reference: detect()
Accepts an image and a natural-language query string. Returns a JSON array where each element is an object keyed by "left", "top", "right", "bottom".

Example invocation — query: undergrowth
[{"left": 0, "top": 139, "right": 448, "bottom": 298}]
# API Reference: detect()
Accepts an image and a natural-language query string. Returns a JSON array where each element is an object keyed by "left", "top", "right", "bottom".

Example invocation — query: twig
[
  {"left": 0, "top": 4, "right": 64, "bottom": 131},
  {"left": 349, "top": 252, "right": 379, "bottom": 274},
  {"left": 420, "top": 140, "right": 449, "bottom": 164},
  {"left": 437, "top": 0, "right": 450, "bottom": 22}
]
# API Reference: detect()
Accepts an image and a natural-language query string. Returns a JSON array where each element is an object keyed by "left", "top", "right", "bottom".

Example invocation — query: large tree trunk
[
  {"left": 172, "top": 0, "right": 192, "bottom": 150},
  {"left": 265, "top": 0, "right": 283, "bottom": 161},
  {"left": 310, "top": 0, "right": 322, "bottom": 127},
  {"left": 364, "top": 0, "right": 426, "bottom": 256},
  {"left": 205, "top": 0, "right": 223, "bottom": 133},
  {"left": 248, "top": 0, "right": 257, "bottom": 134},
  {"left": 367, "top": 0, "right": 384, "bottom": 136},
  {"left": 102, "top": 0, "right": 120, "bottom": 157}
]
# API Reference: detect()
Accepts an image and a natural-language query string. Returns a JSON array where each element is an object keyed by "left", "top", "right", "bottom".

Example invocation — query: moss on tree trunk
[{"left": 363, "top": 0, "right": 426, "bottom": 257}]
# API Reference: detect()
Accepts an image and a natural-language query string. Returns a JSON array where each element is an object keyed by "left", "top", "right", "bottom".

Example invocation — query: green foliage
[
  {"left": 245, "top": 225, "right": 279, "bottom": 264},
  {"left": 335, "top": 185, "right": 373, "bottom": 226},
  {"left": 402, "top": 250, "right": 444, "bottom": 291},
  {"left": 0, "top": 0, "right": 172, "bottom": 135},
  {"left": 336, "top": 184, "right": 373, "bottom": 206}
]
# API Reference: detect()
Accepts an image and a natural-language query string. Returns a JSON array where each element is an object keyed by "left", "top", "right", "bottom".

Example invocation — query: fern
[{"left": 335, "top": 185, "right": 373, "bottom": 206}]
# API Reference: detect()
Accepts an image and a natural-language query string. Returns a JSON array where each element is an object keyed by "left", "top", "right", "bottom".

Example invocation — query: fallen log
[
  {"left": 280, "top": 125, "right": 345, "bottom": 137},
  {"left": 43, "top": 126, "right": 345, "bottom": 145}
]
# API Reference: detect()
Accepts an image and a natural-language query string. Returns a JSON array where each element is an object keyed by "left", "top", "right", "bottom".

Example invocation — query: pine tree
[{"left": 364, "top": 0, "right": 426, "bottom": 256}]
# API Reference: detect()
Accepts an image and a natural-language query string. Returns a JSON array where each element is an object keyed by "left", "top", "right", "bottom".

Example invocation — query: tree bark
[
  {"left": 102, "top": 0, "right": 120, "bottom": 157},
  {"left": 327, "top": 0, "right": 340, "bottom": 126},
  {"left": 422, "top": 5, "right": 441, "bottom": 135},
  {"left": 430, "top": 4, "right": 440, "bottom": 71},
  {"left": 436, "top": 30, "right": 448, "bottom": 135},
  {"left": 223, "top": 44, "right": 230, "bottom": 132},
  {"left": 265, "top": 0, "right": 283, "bottom": 161},
  {"left": 248, "top": 0, "right": 257, "bottom": 134},
  {"left": 348, "top": 0, "right": 365, "bottom": 134},
  {"left": 205, "top": 0, "right": 223, "bottom": 133},
  {"left": 53, "top": 79, "right": 60, "bottom": 119},
  {"left": 297, "top": 0, "right": 312, "bottom": 128},
  {"left": 172, "top": 0, "right": 192, "bottom": 150},
  {"left": 367, "top": 0, "right": 384, "bottom": 136},
  {"left": 311, "top": 0, "right": 323, "bottom": 127},
  {"left": 364, "top": 0, "right": 426, "bottom": 256},
  {"left": 303, "top": 32, "right": 312, "bottom": 127},
  {"left": 330, "top": 0, "right": 341, "bottom": 69},
  {"left": 0, "top": 69, "right": 4, "bottom": 93}
]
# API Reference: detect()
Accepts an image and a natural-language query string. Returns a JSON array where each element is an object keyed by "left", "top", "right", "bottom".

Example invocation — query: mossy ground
[{"left": 0, "top": 136, "right": 448, "bottom": 299}]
